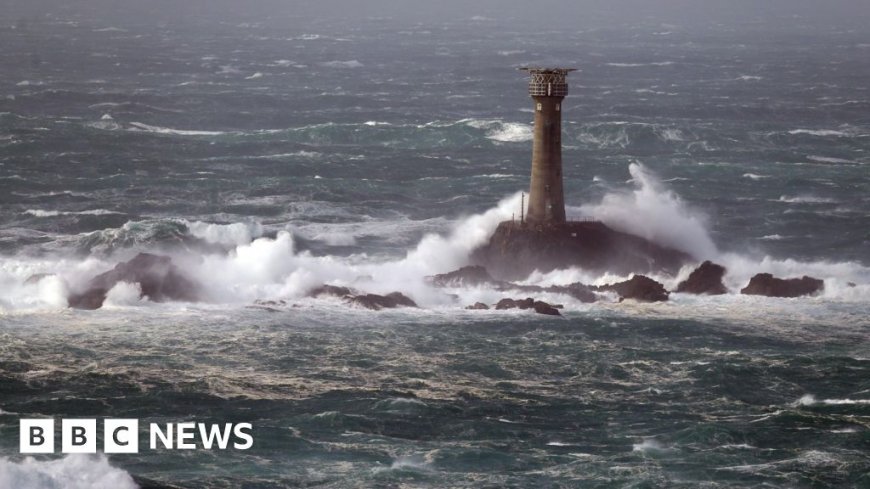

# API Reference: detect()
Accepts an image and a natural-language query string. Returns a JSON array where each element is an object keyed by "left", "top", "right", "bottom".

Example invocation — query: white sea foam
[
  {"left": 788, "top": 129, "right": 848, "bottom": 137},
  {"left": 794, "top": 394, "right": 870, "bottom": 406},
  {"left": 777, "top": 195, "right": 837, "bottom": 204},
  {"left": 373, "top": 455, "right": 432, "bottom": 474},
  {"left": 187, "top": 221, "right": 263, "bottom": 247},
  {"left": 320, "top": 60, "right": 364, "bottom": 68},
  {"left": 0, "top": 454, "right": 137, "bottom": 489},
  {"left": 128, "top": 122, "right": 225, "bottom": 136},
  {"left": 25, "top": 209, "right": 122, "bottom": 217},
  {"left": 657, "top": 128, "right": 685, "bottom": 142},
  {"left": 104, "top": 281, "right": 144, "bottom": 307},
  {"left": 577, "top": 124, "right": 631, "bottom": 148},
  {"left": 807, "top": 155, "right": 854, "bottom": 164},
  {"left": 607, "top": 61, "right": 674, "bottom": 67},
  {"left": 245, "top": 72, "right": 264, "bottom": 79},
  {"left": 632, "top": 438, "right": 667, "bottom": 452},
  {"left": 742, "top": 173, "right": 770, "bottom": 180},
  {"left": 465, "top": 119, "right": 533, "bottom": 142}
]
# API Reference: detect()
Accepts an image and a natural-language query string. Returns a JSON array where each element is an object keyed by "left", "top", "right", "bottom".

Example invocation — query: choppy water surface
[{"left": 1, "top": 3, "right": 868, "bottom": 488}]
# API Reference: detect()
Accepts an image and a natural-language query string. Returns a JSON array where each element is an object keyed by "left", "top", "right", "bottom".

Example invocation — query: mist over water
[{"left": 1, "top": 1, "right": 869, "bottom": 488}]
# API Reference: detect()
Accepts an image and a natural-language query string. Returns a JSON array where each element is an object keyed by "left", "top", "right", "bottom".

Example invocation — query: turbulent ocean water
[{"left": 1, "top": 2, "right": 869, "bottom": 488}]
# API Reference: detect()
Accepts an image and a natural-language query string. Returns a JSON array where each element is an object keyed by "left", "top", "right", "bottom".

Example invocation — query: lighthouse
[
  {"left": 520, "top": 67, "right": 575, "bottom": 225},
  {"left": 472, "top": 67, "right": 690, "bottom": 280}
]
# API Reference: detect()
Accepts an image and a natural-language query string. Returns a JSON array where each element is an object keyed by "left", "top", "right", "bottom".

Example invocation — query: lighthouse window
[
  {"left": 536, "top": 103, "right": 542, "bottom": 111},
  {"left": 556, "top": 103, "right": 560, "bottom": 111}
]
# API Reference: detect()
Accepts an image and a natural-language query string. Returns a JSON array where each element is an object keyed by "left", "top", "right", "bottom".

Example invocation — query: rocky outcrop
[
  {"left": 740, "top": 273, "right": 824, "bottom": 298},
  {"left": 307, "top": 285, "right": 418, "bottom": 310},
  {"left": 427, "top": 266, "right": 496, "bottom": 287},
  {"left": 532, "top": 301, "right": 562, "bottom": 316},
  {"left": 429, "top": 265, "right": 598, "bottom": 303},
  {"left": 308, "top": 285, "right": 353, "bottom": 298},
  {"left": 67, "top": 253, "right": 200, "bottom": 309},
  {"left": 494, "top": 297, "right": 563, "bottom": 316},
  {"left": 675, "top": 261, "right": 728, "bottom": 295},
  {"left": 347, "top": 292, "right": 417, "bottom": 310},
  {"left": 594, "top": 275, "right": 669, "bottom": 302},
  {"left": 466, "top": 302, "right": 490, "bottom": 310},
  {"left": 472, "top": 221, "right": 691, "bottom": 281},
  {"left": 516, "top": 283, "right": 598, "bottom": 303}
]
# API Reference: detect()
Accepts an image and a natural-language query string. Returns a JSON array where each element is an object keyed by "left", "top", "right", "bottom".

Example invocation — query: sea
[{"left": 1, "top": 2, "right": 868, "bottom": 488}]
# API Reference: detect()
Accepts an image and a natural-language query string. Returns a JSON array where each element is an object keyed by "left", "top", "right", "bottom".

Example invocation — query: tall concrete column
[{"left": 521, "top": 68, "right": 575, "bottom": 225}]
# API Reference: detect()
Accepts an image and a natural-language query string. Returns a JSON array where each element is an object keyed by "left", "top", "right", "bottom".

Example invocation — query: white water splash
[
  {"left": 0, "top": 455, "right": 137, "bottom": 489},
  {"left": 576, "top": 163, "right": 718, "bottom": 259}
]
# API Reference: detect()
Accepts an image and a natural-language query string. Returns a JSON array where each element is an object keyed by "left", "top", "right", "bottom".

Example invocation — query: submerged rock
[
  {"left": 675, "top": 261, "right": 728, "bottom": 295},
  {"left": 466, "top": 302, "right": 490, "bottom": 310},
  {"left": 594, "top": 275, "right": 669, "bottom": 302},
  {"left": 67, "top": 253, "right": 200, "bottom": 310},
  {"left": 472, "top": 221, "right": 691, "bottom": 281},
  {"left": 740, "top": 273, "right": 824, "bottom": 298},
  {"left": 430, "top": 265, "right": 598, "bottom": 303}
]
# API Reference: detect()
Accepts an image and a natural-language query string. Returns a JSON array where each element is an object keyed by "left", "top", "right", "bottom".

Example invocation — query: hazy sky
[{"left": 6, "top": 0, "right": 870, "bottom": 31}]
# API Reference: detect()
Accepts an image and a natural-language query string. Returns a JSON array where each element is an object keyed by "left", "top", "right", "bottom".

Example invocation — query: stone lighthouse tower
[{"left": 521, "top": 67, "right": 575, "bottom": 225}]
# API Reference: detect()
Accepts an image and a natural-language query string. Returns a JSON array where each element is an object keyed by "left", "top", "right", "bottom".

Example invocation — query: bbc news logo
[{"left": 20, "top": 419, "right": 253, "bottom": 454}]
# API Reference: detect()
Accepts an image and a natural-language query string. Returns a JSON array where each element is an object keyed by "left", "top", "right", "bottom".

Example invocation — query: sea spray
[
  {"left": 187, "top": 193, "right": 522, "bottom": 306},
  {"left": 0, "top": 455, "right": 138, "bottom": 489},
  {"left": 576, "top": 163, "right": 718, "bottom": 260}
]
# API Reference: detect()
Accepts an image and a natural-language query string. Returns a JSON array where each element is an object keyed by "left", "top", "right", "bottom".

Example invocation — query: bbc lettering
[{"left": 20, "top": 419, "right": 253, "bottom": 453}]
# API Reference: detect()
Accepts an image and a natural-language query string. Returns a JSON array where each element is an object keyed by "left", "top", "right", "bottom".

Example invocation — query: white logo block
[
  {"left": 104, "top": 419, "right": 139, "bottom": 453},
  {"left": 61, "top": 419, "right": 97, "bottom": 453},
  {"left": 20, "top": 419, "right": 55, "bottom": 454}
]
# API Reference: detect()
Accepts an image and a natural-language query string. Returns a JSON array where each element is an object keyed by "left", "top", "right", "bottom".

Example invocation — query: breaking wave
[
  {"left": 127, "top": 122, "right": 225, "bottom": 136},
  {"left": 0, "top": 455, "right": 137, "bottom": 489},
  {"left": 576, "top": 163, "right": 718, "bottom": 259},
  {"left": 1, "top": 165, "right": 868, "bottom": 315}
]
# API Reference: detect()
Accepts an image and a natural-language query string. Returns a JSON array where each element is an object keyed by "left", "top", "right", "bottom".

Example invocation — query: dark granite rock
[
  {"left": 67, "top": 253, "right": 200, "bottom": 309},
  {"left": 495, "top": 297, "right": 562, "bottom": 316},
  {"left": 429, "top": 265, "right": 598, "bottom": 303},
  {"left": 675, "top": 261, "right": 728, "bottom": 295},
  {"left": 472, "top": 221, "right": 691, "bottom": 281},
  {"left": 594, "top": 275, "right": 669, "bottom": 302},
  {"left": 307, "top": 284, "right": 417, "bottom": 310},
  {"left": 740, "top": 273, "right": 824, "bottom": 298},
  {"left": 495, "top": 298, "right": 516, "bottom": 310},
  {"left": 532, "top": 301, "right": 561, "bottom": 316},
  {"left": 308, "top": 285, "right": 354, "bottom": 298},
  {"left": 514, "top": 282, "right": 598, "bottom": 303},
  {"left": 427, "top": 266, "right": 496, "bottom": 287},
  {"left": 346, "top": 292, "right": 418, "bottom": 310},
  {"left": 466, "top": 302, "right": 490, "bottom": 310}
]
